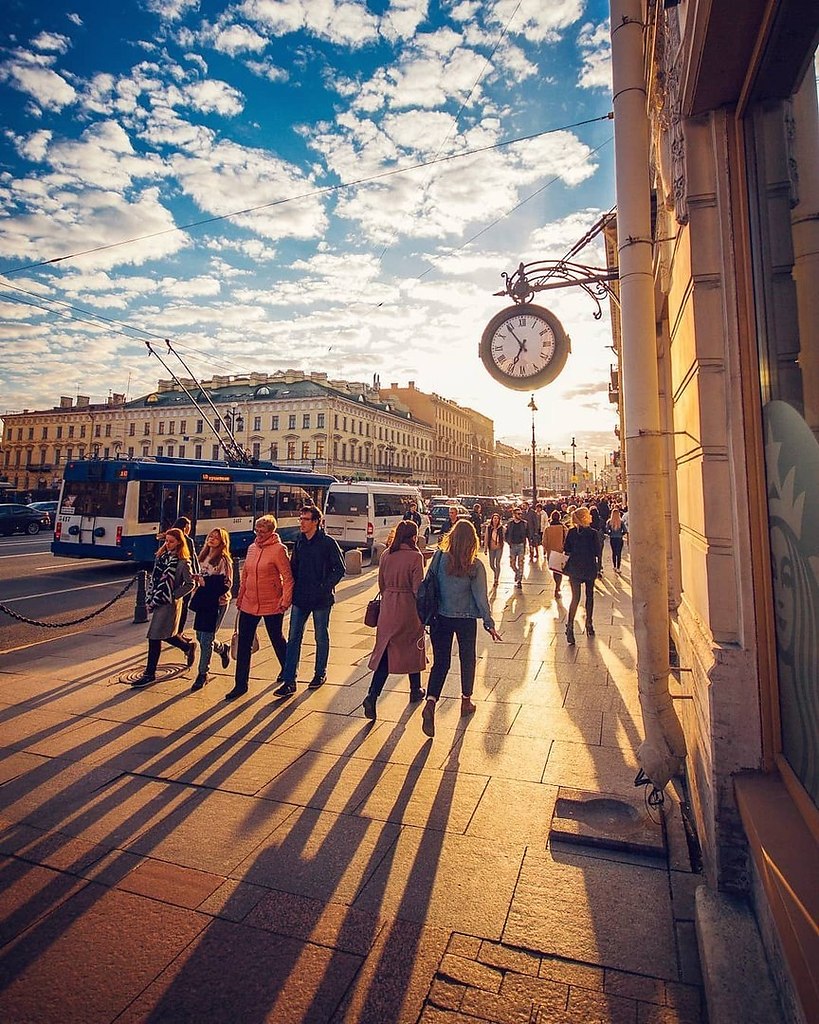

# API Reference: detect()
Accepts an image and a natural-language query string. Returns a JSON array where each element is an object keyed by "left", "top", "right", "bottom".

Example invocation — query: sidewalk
[{"left": 0, "top": 551, "right": 705, "bottom": 1023}]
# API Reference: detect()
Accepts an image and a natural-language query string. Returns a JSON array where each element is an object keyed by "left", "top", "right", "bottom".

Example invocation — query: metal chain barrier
[{"left": 0, "top": 574, "right": 139, "bottom": 628}]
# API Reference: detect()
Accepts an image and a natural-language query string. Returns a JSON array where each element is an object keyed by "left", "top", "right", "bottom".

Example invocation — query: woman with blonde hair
[
  {"left": 362, "top": 520, "right": 426, "bottom": 720},
  {"left": 543, "top": 509, "right": 568, "bottom": 597},
  {"left": 226, "top": 514, "right": 293, "bottom": 701},
  {"left": 604, "top": 506, "right": 628, "bottom": 573},
  {"left": 132, "top": 527, "right": 196, "bottom": 687},
  {"left": 421, "top": 519, "right": 502, "bottom": 737},
  {"left": 190, "top": 528, "right": 234, "bottom": 691},
  {"left": 562, "top": 506, "right": 603, "bottom": 644}
]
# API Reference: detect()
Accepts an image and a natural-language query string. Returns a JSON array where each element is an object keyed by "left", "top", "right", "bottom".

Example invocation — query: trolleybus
[{"left": 51, "top": 456, "right": 336, "bottom": 562}]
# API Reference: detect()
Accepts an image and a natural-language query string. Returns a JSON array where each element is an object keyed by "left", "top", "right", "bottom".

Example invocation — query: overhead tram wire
[{"left": 2, "top": 114, "right": 613, "bottom": 277}]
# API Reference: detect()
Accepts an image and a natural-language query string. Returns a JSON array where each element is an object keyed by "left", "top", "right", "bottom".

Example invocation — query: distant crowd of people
[{"left": 132, "top": 492, "right": 626, "bottom": 736}]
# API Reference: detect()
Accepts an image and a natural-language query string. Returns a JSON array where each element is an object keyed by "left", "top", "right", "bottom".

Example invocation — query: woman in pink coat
[
  {"left": 225, "top": 515, "right": 293, "bottom": 701},
  {"left": 362, "top": 520, "right": 427, "bottom": 719}
]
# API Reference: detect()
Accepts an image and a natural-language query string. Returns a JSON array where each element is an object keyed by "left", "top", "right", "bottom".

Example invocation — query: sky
[{"left": 0, "top": 0, "right": 617, "bottom": 463}]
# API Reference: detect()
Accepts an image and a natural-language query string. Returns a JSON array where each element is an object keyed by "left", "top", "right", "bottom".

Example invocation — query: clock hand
[{"left": 506, "top": 325, "right": 527, "bottom": 368}]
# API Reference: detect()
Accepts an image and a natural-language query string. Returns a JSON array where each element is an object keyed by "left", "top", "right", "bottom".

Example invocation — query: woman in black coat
[{"left": 562, "top": 506, "right": 602, "bottom": 644}]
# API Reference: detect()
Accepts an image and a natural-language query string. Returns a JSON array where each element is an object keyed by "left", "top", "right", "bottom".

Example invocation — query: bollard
[
  {"left": 370, "top": 542, "right": 386, "bottom": 566},
  {"left": 133, "top": 569, "right": 148, "bottom": 624},
  {"left": 344, "top": 549, "right": 362, "bottom": 576}
]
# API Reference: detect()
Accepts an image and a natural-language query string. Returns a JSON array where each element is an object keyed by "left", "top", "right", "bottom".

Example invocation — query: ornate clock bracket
[{"left": 495, "top": 260, "right": 620, "bottom": 320}]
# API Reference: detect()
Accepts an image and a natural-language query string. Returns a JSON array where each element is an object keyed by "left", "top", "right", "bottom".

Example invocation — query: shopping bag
[
  {"left": 547, "top": 550, "right": 568, "bottom": 573},
  {"left": 230, "top": 626, "right": 259, "bottom": 660}
]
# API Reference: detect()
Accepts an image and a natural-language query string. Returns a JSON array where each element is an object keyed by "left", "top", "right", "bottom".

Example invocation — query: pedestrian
[
  {"left": 132, "top": 528, "right": 196, "bottom": 687},
  {"left": 403, "top": 500, "right": 422, "bottom": 527},
  {"left": 225, "top": 515, "right": 293, "bottom": 702},
  {"left": 563, "top": 507, "right": 603, "bottom": 645},
  {"left": 421, "top": 520, "right": 502, "bottom": 737},
  {"left": 274, "top": 505, "right": 346, "bottom": 696},
  {"left": 542, "top": 509, "right": 568, "bottom": 597},
  {"left": 604, "top": 506, "right": 628, "bottom": 573},
  {"left": 483, "top": 511, "right": 505, "bottom": 588},
  {"left": 362, "top": 521, "right": 426, "bottom": 720},
  {"left": 440, "top": 505, "right": 460, "bottom": 535},
  {"left": 173, "top": 516, "right": 200, "bottom": 639},
  {"left": 469, "top": 502, "right": 484, "bottom": 535},
  {"left": 190, "top": 528, "right": 233, "bottom": 692},
  {"left": 505, "top": 506, "right": 528, "bottom": 588}
]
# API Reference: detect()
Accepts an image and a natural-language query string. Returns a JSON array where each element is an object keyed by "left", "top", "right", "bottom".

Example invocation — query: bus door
[
  {"left": 179, "top": 484, "right": 197, "bottom": 534},
  {"left": 253, "top": 485, "right": 269, "bottom": 519},
  {"left": 159, "top": 484, "right": 179, "bottom": 531}
]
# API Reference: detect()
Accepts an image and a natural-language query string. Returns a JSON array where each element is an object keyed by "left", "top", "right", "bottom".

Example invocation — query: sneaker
[
  {"left": 421, "top": 699, "right": 436, "bottom": 738},
  {"left": 362, "top": 694, "right": 376, "bottom": 720},
  {"left": 131, "top": 673, "right": 156, "bottom": 688},
  {"left": 461, "top": 696, "right": 477, "bottom": 716},
  {"left": 224, "top": 685, "right": 248, "bottom": 702},
  {"left": 307, "top": 674, "right": 326, "bottom": 690},
  {"left": 216, "top": 642, "right": 230, "bottom": 670},
  {"left": 191, "top": 673, "right": 207, "bottom": 691},
  {"left": 566, "top": 626, "right": 576, "bottom": 646},
  {"left": 274, "top": 680, "right": 296, "bottom": 697},
  {"left": 408, "top": 688, "right": 426, "bottom": 703}
]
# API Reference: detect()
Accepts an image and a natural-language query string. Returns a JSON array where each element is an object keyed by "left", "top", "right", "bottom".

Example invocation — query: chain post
[
  {"left": 133, "top": 570, "right": 148, "bottom": 624},
  {"left": 231, "top": 558, "right": 242, "bottom": 599}
]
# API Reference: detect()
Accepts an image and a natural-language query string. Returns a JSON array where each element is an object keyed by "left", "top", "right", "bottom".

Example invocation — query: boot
[
  {"left": 215, "top": 641, "right": 230, "bottom": 670},
  {"left": 224, "top": 684, "right": 248, "bottom": 701},
  {"left": 191, "top": 673, "right": 207, "bottom": 691},
  {"left": 461, "top": 696, "right": 476, "bottom": 716},
  {"left": 565, "top": 624, "right": 575, "bottom": 646},
  {"left": 421, "top": 699, "right": 436, "bottom": 738},
  {"left": 586, "top": 623, "right": 595, "bottom": 637},
  {"left": 408, "top": 687, "right": 425, "bottom": 702},
  {"left": 362, "top": 694, "right": 376, "bottom": 720},
  {"left": 131, "top": 673, "right": 156, "bottom": 688}
]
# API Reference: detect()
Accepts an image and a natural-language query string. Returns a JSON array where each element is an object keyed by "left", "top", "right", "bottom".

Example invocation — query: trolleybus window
[
  {"left": 279, "top": 485, "right": 318, "bottom": 517},
  {"left": 138, "top": 482, "right": 161, "bottom": 523},
  {"left": 199, "top": 482, "right": 232, "bottom": 521},
  {"left": 233, "top": 483, "right": 253, "bottom": 517},
  {"left": 60, "top": 481, "right": 127, "bottom": 517}
]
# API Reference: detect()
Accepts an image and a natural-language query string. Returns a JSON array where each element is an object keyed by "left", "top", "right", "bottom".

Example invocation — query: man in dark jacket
[{"left": 274, "top": 506, "right": 346, "bottom": 696}]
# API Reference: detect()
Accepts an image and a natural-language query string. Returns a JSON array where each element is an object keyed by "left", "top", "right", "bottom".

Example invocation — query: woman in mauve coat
[
  {"left": 362, "top": 520, "right": 427, "bottom": 720},
  {"left": 225, "top": 514, "right": 293, "bottom": 702}
]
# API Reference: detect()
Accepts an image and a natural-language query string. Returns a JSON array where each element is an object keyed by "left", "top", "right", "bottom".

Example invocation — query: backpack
[{"left": 415, "top": 550, "right": 443, "bottom": 627}]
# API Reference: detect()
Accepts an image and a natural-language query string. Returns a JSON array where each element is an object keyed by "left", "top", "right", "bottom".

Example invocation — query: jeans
[
  {"left": 234, "top": 609, "right": 287, "bottom": 689},
  {"left": 368, "top": 650, "right": 422, "bottom": 698},
  {"left": 610, "top": 537, "right": 624, "bottom": 569},
  {"left": 426, "top": 616, "right": 477, "bottom": 700},
  {"left": 509, "top": 542, "right": 525, "bottom": 583},
  {"left": 196, "top": 605, "right": 228, "bottom": 676},
  {"left": 567, "top": 577, "right": 596, "bottom": 627},
  {"left": 488, "top": 547, "right": 503, "bottom": 581},
  {"left": 282, "top": 604, "right": 331, "bottom": 683}
]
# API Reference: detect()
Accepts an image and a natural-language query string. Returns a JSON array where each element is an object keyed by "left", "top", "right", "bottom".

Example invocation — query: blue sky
[{"left": 0, "top": 0, "right": 616, "bottom": 459}]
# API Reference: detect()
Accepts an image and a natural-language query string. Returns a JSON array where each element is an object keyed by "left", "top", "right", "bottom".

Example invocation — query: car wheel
[{"left": 26, "top": 522, "right": 41, "bottom": 535}]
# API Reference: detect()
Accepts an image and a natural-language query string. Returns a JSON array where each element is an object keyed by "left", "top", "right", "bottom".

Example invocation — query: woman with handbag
[
  {"left": 421, "top": 519, "right": 502, "bottom": 738},
  {"left": 483, "top": 512, "right": 505, "bottom": 589},
  {"left": 563, "top": 506, "right": 603, "bottom": 645},
  {"left": 543, "top": 510, "right": 568, "bottom": 597},
  {"left": 225, "top": 515, "right": 293, "bottom": 702},
  {"left": 132, "top": 528, "right": 196, "bottom": 687},
  {"left": 361, "top": 520, "right": 426, "bottom": 720},
  {"left": 190, "top": 529, "right": 234, "bottom": 691}
]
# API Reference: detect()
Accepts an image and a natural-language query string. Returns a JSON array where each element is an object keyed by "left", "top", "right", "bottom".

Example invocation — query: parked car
[
  {"left": 429, "top": 502, "right": 469, "bottom": 533},
  {"left": 28, "top": 500, "right": 59, "bottom": 529},
  {"left": 0, "top": 503, "right": 51, "bottom": 536}
]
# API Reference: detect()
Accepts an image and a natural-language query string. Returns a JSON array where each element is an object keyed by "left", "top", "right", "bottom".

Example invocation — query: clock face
[{"left": 479, "top": 303, "right": 570, "bottom": 391}]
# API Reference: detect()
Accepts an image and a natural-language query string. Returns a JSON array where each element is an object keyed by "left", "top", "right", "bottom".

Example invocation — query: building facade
[{"left": 612, "top": 3, "right": 818, "bottom": 1020}]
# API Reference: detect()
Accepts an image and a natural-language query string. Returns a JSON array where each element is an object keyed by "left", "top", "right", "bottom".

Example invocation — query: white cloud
[
  {"left": 199, "top": 20, "right": 268, "bottom": 55},
  {"left": 66, "top": 13, "right": 83, "bottom": 26},
  {"left": 145, "top": 0, "right": 199, "bottom": 22},
  {"left": 44, "top": 120, "right": 165, "bottom": 190},
  {"left": 0, "top": 50, "right": 77, "bottom": 112},
  {"left": 31, "top": 32, "right": 71, "bottom": 54},
  {"left": 14, "top": 129, "right": 53, "bottom": 162},
  {"left": 381, "top": 0, "right": 429, "bottom": 42},
  {"left": 239, "top": 0, "right": 379, "bottom": 47},
  {"left": 182, "top": 79, "right": 244, "bottom": 115},
  {"left": 577, "top": 20, "right": 611, "bottom": 91},
  {"left": 486, "top": 0, "right": 585, "bottom": 44},
  {"left": 245, "top": 57, "right": 289, "bottom": 82}
]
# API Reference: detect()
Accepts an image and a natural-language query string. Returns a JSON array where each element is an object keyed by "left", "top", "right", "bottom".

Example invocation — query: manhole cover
[
  {"left": 118, "top": 665, "right": 185, "bottom": 685},
  {"left": 549, "top": 788, "right": 665, "bottom": 857}
]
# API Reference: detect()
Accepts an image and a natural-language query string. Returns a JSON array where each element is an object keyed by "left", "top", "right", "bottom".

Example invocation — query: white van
[{"left": 324, "top": 482, "right": 430, "bottom": 551}]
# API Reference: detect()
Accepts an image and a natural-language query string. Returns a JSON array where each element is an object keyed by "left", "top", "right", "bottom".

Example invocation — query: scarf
[{"left": 147, "top": 551, "right": 178, "bottom": 610}]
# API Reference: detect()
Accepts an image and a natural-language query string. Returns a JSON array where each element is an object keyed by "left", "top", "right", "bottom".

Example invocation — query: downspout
[{"left": 610, "top": 0, "right": 687, "bottom": 790}]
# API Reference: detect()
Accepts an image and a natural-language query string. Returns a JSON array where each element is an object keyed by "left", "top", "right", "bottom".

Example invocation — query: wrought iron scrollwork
[{"left": 495, "top": 260, "right": 619, "bottom": 320}]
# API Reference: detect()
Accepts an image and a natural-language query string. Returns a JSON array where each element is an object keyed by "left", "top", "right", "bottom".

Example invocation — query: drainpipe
[{"left": 610, "top": 0, "right": 687, "bottom": 790}]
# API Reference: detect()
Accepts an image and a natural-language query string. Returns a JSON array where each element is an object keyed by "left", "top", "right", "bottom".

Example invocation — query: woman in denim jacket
[{"left": 421, "top": 520, "right": 502, "bottom": 737}]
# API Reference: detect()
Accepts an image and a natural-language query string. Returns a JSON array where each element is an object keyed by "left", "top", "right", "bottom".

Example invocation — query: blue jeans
[
  {"left": 282, "top": 604, "right": 331, "bottom": 683},
  {"left": 488, "top": 547, "right": 503, "bottom": 581},
  {"left": 509, "top": 542, "right": 525, "bottom": 582}
]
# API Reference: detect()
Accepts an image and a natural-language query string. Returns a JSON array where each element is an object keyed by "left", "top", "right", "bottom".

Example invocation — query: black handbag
[
  {"left": 364, "top": 593, "right": 381, "bottom": 627},
  {"left": 415, "top": 550, "right": 442, "bottom": 626}
]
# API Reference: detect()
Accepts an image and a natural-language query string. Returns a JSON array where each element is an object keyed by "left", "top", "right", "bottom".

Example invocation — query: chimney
[
  {"left": 60, "top": 396, "right": 73, "bottom": 409},
  {"left": 75, "top": 395, "right": 90, "bottom": 408},
  {"left": 408, "top": 381, "right": 415, "bottom": 389},
  {"left": 390, "top": 382, "right": 398, "bottom": 388}
]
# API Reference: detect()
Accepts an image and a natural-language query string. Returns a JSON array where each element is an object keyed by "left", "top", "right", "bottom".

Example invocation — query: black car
[
  {"left": 429, "top": 502, "right": 469, "bottom": 533},
  {"left": 0, "top": 503, "right": 51, "bottom": 536},
  {"left": 28, "top": 501, "right": 59, "bottom": 530}
]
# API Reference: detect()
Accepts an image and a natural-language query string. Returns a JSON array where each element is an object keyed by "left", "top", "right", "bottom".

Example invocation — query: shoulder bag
[
  {"left": 415, "top": 550, "right": 442, "bottom": 627},
  {"left": 364, "top": 592, "right": 381, "bottom": 627}
]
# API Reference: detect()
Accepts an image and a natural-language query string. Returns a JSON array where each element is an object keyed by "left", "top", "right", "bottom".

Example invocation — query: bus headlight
[{"left": 93, "top": 527, "right": 106, "bottom": 537}]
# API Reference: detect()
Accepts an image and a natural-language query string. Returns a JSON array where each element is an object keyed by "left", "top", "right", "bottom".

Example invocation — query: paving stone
[
  {"left": 354, "top": 764, "right": 489, "bottom": 833},
  {"left": 509, "top": 705, "right": 603, "bottom": 744},
  {"left": 196, "top": 876, "right": 269, "bottom": 921},
  {"left": 354, "top": 829, "right": 524, "bottom": 939},
  {"left": 448, "top": 730, "right": 553, "bottom": 782},
  {"left": 669, "top": 871, "right": 700, "bottom": 922},
  {"left": 541, "top": 739, "right": 640, "bottom": 795},
  {"left": 466, "top": 778, "right": 559, "bottom": 846},
  {"left": 478, "top": 940, "right": 541, "bottom": 975},
  {"left": 460, "top": 986, "right": 536, "bottom": 1023},
  {"left": 484, "top": 673, "right": 569, "bottom": 708},
  {"left": 256, "top": 750, "right": 387, "bottom": 814},
  {"left": 330, "top": 919, "right": 450, "bottom": 1024},
  {"left": 567, "top": 986, "right": 638, "bottom": 1023},
  {"left": 427, "top": 696, "right": 522, "bottom": 735},
  {"left": 274, "top": 709, "right": 390, "bottom": 756},
  {"left": 419, "top": 1006, "right": 486, "bottom": 1024},
  {"left": 601, "top": 709, "right": 646, "bottom": 750},
  {"left": 167, "top": 733, "right": 303, "bottom": 794},
  {"left": 0, "top": 826, "right": 111, "bottom": 876},
  {"left": 503, "top": 849, "right": 678, "bottom": 980},
  {"left": 539, "top": 955, "right": 604, "bottom": 990},
  {"left": 605, "top": 969, "right": 666, "bottom": 1004},
  {"left": 636, "top": 1002, "right": 703, "bottom": 1024},
  {"left": 353, "top": 717, "right": 462, "bottom": 766},
  {"left": 447, "top": 933, "right": 483, "bottom": 957},
  {"left": 115, "top": 857, "right": 224, "bottom": 909},
  {"left": 22, "top": 717, "right": 173, "bottom": 765},
  {"left": 0, "top": 857, "right": 88, "bottom": 945},
  {"left": 246, "top": 888, "right": 384, "bottom": 955},
  {"left": 235, "top": 805, "right": 401, "bottom": 904},
  {"left": 429, "top": 978, "right": 465, "bottom": 1010},
  {"left": 0, "top": 884, "right": 207, "bottom": 1023},
  {"left": 675, "top": 921, "right": 702, "bottom": 986},
  {"left": 0, "top": 748, "right": 49, "bottom": 784},
  {"left": 500, "top": 971, "right": 569, "bottom": 1013},
  {"left": 117, "top": 916, "right": 361, "bottom": 1024},
  {"left": 663, "top": 981, "right": 703, "bottom": 1016},
  {"left": 0, "top": 757, "right": 124, "bottom": 832},
  {"left": 438, "top": 952, "right": 503, "bottom": 991}
]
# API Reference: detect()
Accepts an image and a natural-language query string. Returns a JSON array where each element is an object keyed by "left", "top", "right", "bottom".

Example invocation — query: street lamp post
[
  {"left": 584, "top": 451, "right": 589, "bottom": 494},
  {"left": 593, "top": 460, "right": 598, "bottom": 493},
  {"left": 571, "top": 437, "right": 577, "bottom": 497},
  {"left": 528, "top": 395, "right": 538, "bottom": 502}
]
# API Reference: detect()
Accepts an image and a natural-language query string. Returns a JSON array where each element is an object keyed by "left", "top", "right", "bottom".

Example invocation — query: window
[
  {"left": 93, "top": 425, "right": 100, "bottom": 438},
  {"left": 253, "top": 416, "right": 261, "bottom": 432},
  {"left": 211, "top": 445, "right": 220, "bottom": 460},
  {"left": 180, "top": 420, "right": 187, "bottom": 434},
  {"left": 128, "top": 423, "right": 135, "bottom": 436},
  {"left": 198, "top": 482, "right": 232, "bottom": 520},
  {"left": 127, "top": 447, "right": 134, "bottom": 457},
  {"left": 270, "top": 443, "right": 278, "bottom": 460},
  {"left": 167, "top": 445, "right": 174, "bottom": 457},
  {"left": 54, "top": 449, "right": 61, "bottom": 465},
  {"left": 302, "top": 414, "right": 310, "bottom": 429},
  {"left": 66, "top": 448, "right": 73, "bottom": 462},
  {"left": 196, "top": 419, "right": 204, "bottom": 433},
  {"left": 195, "top": 444, "right": 202, "bottom": 459},
  {"left": 271, "top": 415, "right": 279, "bottom": 430},
  {"left": 57, "top": 426, "right": 63, "bottom": 439},
  {"left": 104, "top": 424, "right": 112, "bottom": 437},
  {"left": 288, "top": 415, "right": 296, "bottom": 430},
  {"left": 169, "top": 421, "right": 175, "bottom": 434},
  {"left": 286, "top": 441, "right": 296, "bottom": 460},
  {"left": 142, "top": 446, "right": 149, "bottom": 457},
  {"left": 16, "top": 428, "right": 22, "bottom": 440},
  {"left": 316, "top": 440, "right": 325, "bottom": 460},
  {"left": 252, "top": 441, "right": 260, "bottom": 459},
  {"left": 143, "top": 423, "right": 149, "bottom": 435},
  {"left": 334, "top": 414, "right": 339, "bottom": 429},
  {"left": 28, "top": 427, "right": 34, "bottom": 440},
  {"left": 156, "top": 445, "right": 164, "bottom": 457},
  {"left": 301, "top": 441, "right": 310, "bottom": 460},
  {"left": 41, "top": 426, "right": 48, "bottom": 439},
  {"left": 374, "top": 492, "right": 410, "bottom": 517},
  {"left": 177, "top": 445, "right": 185, "bottom": 458},
  {"left": 158, "top": 422, "right": 165, "bottom": 435},
  {"left": 317, "top": 413, "right": 325, "bottom": 429},
  {"left": 60, "top": 481, "right": 127, "bottom": 517}
]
